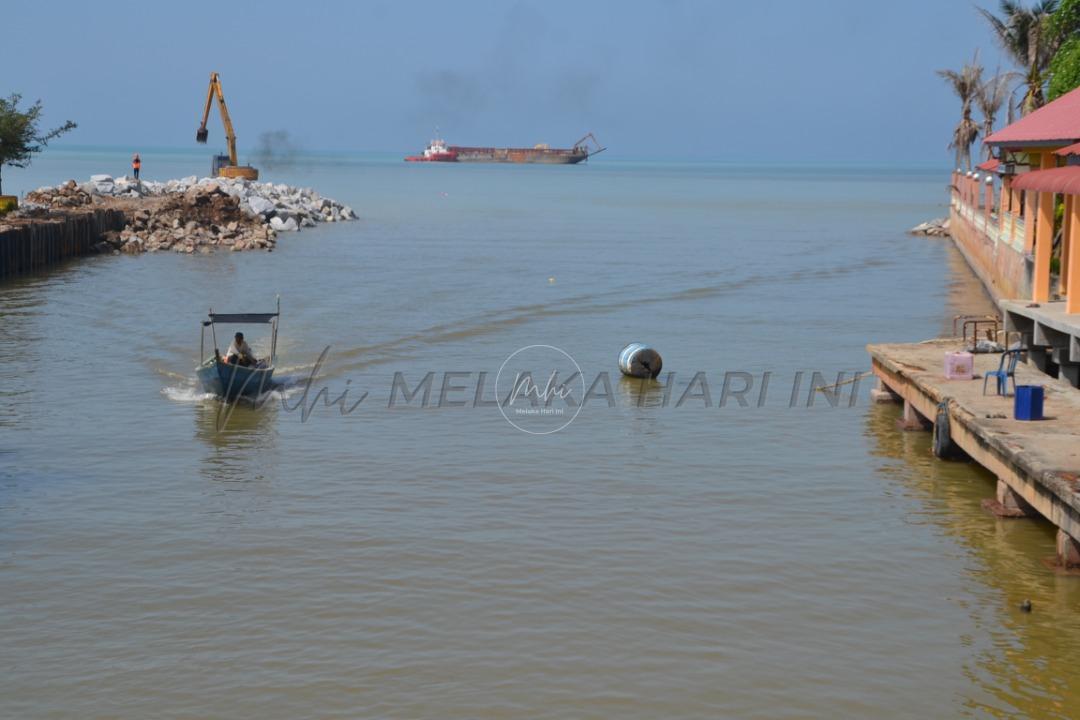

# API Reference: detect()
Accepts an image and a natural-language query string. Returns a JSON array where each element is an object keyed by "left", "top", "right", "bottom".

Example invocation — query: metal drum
[{"left": 618, "top": 343, "right": 663, "bottom": 379}]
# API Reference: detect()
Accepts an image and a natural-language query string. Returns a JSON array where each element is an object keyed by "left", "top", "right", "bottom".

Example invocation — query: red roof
[
  {"left": 977, "top": 158, "right": 1000, "bottom": 171},
  {"left": 1056, "top": 142, "right": 1080, "bottom": 156},
  {"left": 1011, "top": 166, "right": 1080, "bottom": 194},
  {"left": 985, "top": 86, "right": 1080, "bottom": 146}
]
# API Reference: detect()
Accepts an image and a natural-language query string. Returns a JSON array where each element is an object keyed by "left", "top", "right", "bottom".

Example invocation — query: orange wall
[{"left": 948, "top": 205, "right": 1030, "bottom": 302}]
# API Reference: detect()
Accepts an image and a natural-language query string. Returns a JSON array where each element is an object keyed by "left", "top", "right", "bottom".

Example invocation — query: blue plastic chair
[{"left": 983, "top": 348, "right": 1022, "bottom": 396}]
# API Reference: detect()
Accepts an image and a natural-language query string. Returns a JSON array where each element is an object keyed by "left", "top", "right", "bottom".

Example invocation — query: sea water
[{"left": 2, "top": 149, "right": 1078, "bottom": 719}]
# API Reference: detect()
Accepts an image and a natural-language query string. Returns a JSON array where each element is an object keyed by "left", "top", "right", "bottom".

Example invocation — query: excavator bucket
[{"left": 196, "top": 127, "right": 209, "bottom": 143}]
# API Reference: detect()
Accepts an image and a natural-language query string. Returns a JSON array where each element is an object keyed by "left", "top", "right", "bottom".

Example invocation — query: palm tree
[
  {"left": 977, "top": 70, "right": 1017, "bottom": 157},
  {"left": 938, "top": 55, "right": 984, "bottom": 169},
  {"left": 978, "top": 0, "right": 1061, "bottom": 114}
]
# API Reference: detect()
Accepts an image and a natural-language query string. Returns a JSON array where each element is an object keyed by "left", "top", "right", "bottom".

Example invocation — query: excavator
[{"left": 195, "top": 71, "right": 258, "bottom": 180}]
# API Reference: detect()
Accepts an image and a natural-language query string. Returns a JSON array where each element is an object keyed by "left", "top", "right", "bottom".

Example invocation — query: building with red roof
[
  {"left": 951, "top": 84, "right": 1080, "bottom": 322},
  {"left": 945, "top": 84, "right": 1080, "bottom": 387},
  {"left": 984, "top": 86, "right": 1080, "bottom": 148}
]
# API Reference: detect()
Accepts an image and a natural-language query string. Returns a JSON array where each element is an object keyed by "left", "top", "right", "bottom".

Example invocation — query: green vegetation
[
  {"left": 0, "top": 93, "right": 76, "bottom": 196},
  {"left": 1048, "top": 0, "right": 1080, "bottom": 98},
  {"left": 1049, "top": 38, "right": 1080, "bottom": 98}
]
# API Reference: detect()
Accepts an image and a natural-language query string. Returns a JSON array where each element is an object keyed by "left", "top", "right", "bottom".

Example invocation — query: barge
[{"left": 405, "top": 133, "right": 605, "bottom": 164}]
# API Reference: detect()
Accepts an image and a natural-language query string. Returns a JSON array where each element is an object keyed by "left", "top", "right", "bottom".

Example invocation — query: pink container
[{"left": 944, "top": 351, "right": 974, "bottom": 380}]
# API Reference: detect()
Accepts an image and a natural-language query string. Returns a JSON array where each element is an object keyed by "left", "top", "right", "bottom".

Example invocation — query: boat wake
[
  {"left": 162, "top": 374, "right": 308, "bottom": 407},
  {"left": 162, "top": 382, "right": 217, "bottom": 403}
]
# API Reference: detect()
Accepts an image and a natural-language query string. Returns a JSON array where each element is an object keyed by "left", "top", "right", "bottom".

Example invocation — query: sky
[{"left": 3, "top": 0, "right": 1011, "bottom": 164}]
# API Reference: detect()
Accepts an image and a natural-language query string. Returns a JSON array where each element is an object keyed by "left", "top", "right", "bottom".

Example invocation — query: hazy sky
[{"left": 5, "top": 0, "right": 1009, "bottom": 163}]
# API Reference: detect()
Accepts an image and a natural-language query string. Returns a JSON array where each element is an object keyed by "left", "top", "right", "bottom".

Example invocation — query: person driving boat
[{"left": 225, "top": 332, "right": 257, "bottom": 367}]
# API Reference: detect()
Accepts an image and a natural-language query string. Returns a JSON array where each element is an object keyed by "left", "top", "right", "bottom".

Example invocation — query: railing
[
  {"left": 1012, "top": 218, "right": 1026, "bottom": 250},
  {"left": 955, "top": 200, "right": 1027, "bottom": 249}
]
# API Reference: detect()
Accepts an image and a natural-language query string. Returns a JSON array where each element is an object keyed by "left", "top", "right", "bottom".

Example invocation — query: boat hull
[
  {"left": 449, "top": 147, "right": 588, "bottom": 164},
  {"left": 197, "top": 358, "right": 276, "bottom": 399},
  {"left": 404, "top": 153, "right": 458, "bottom": 162}
]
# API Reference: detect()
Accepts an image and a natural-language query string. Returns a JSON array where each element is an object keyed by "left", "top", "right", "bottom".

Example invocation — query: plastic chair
[{"left": 983, "top": 348, "right": 1022, "bottom": 396}]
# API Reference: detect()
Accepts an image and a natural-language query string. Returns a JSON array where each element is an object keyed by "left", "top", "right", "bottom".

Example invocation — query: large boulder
[
  {"left": 183, "top": 182, "right": 227, "bottom": 206},
  {"left": 270, "top": 216, "right": 298, "bottom": 232},
  {"left": 90, "top": 174, "right": 115, "bottom": 194},
  {"left": 246, "top": 196, "right": 275, "bottom": 215},
  {"left": 114, "top": 177, "right": 142, "bottom": 196}
]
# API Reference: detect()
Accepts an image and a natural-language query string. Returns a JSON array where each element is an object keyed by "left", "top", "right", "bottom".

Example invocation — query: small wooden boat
[{"left": 196, "top": 299, "right": 280, "bottom": 399}]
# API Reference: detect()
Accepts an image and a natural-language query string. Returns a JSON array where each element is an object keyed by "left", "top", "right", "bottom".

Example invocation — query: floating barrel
[{"left": 618, "top": 342, "right": 662, "bottom": 379}]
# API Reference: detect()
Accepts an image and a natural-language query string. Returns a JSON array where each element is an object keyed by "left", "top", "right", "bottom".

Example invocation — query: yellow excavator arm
[{"left": 195, "top": 72, "right": 257, "bottom": 180}]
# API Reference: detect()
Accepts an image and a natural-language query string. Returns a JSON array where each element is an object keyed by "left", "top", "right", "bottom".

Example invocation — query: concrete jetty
[
  {"left": 881, "top": 87, "right": 1080, "bottom": 572},
  {"left": 869, "top": 338, "right": 1080, "bottom": 568}
]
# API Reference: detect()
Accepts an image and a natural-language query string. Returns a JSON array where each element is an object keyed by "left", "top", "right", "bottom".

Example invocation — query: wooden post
[
  {"left": 1024, "top": 189, "right": 1036, "bottom": 251},
  {"left": 1068, "top": 194, "right": 1080, "bottom": 314},
  {"left": 999, "top": 176, "right": 1011, "bottom": 237},
  {"left": 1064, "top": 195, "right": 1073, "bottom": 290},
  {"left": 1058, "top": 529, "right": 1080, "bottom": 568},
  {"left": 896, "top": 399, "right": 929, "bottom": 431},
  {"left": 1010, "top": 184, "right": 1021, "bottom": 245},
  {"left": 1034, "top": 190, "right": 1056, "bottom": 302},
  {"left": 1033, "top": 152, "right": 1057, "bottom": 302},
  {"left": 983, "top": 477, "right": 1035, "bottom": 517}
]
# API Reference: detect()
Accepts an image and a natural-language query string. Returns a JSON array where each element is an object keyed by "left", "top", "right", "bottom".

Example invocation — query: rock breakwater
[
  {"left": 909, "top": 217, "right": 950, "bottom": 237},
  {"left": 14, "top": 175, "right": 357, "bottom": 254}
]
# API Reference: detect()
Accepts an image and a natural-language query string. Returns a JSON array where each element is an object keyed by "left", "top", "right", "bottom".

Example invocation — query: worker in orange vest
[{"left": 132, "top": 153, "right": 141, "bottom": 180}]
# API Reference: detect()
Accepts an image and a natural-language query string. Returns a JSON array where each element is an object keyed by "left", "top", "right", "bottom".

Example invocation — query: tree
[
  {"left": 938, "top": 55, "right": 984, "bottom": 169},
  {"left": 1047, "top": 0, "right": 1080, "bottom": 99},
  {"left": 1049, "top": 38, "right": 1080, "bottom": 98},
  {"left": 978, "top": 71, "right": 1016, "bottom": 157},
  {"left": 978, "top": 0, "right": 1061, "bottom": 114},
  {"left": 0, "top": 94, "right": 76, "bottom": 196},
  {"left": 1049, "top": 0, "right": 1080, "bottom": 38}
]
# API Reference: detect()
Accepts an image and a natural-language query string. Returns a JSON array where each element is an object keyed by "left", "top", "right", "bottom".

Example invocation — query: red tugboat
[{"left": 404, "top": 138, "right": 458, "bottom": 162}]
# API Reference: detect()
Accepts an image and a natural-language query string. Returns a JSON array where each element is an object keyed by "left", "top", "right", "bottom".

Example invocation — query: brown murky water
[{"left": 2, "top": 153, "right": 1080, "bottom": 718}]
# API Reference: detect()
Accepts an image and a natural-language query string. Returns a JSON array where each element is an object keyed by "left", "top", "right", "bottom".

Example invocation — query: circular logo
[{"left": 494, "top": 344, "right": 585, "bottom": 434}]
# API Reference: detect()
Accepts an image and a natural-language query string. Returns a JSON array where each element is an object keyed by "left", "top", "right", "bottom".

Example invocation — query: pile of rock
[
  {"left": 18, "top": 175, "right": 357, "bottom": 254},
  {"left": 115, "top": 175, "right": 357, "bottom": 227},
  {"left": 910, "top": 218, "right": 950, "bottom": 237},
  {"left": 111, "top": 184, "right": 275, "bottom": 254}
]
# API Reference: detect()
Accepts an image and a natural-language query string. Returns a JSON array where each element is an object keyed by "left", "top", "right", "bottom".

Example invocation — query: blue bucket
[{"left": 1014, "top": 385, "right": 1044, "bottom": 421}]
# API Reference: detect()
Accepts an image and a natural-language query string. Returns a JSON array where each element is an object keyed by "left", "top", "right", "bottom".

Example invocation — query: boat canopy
[
  {"left": 200, "top": 298, "right": 280, "bottom": 365},
  {"left": 203, "top": 312, "right": 278, "bottom": 326}
]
